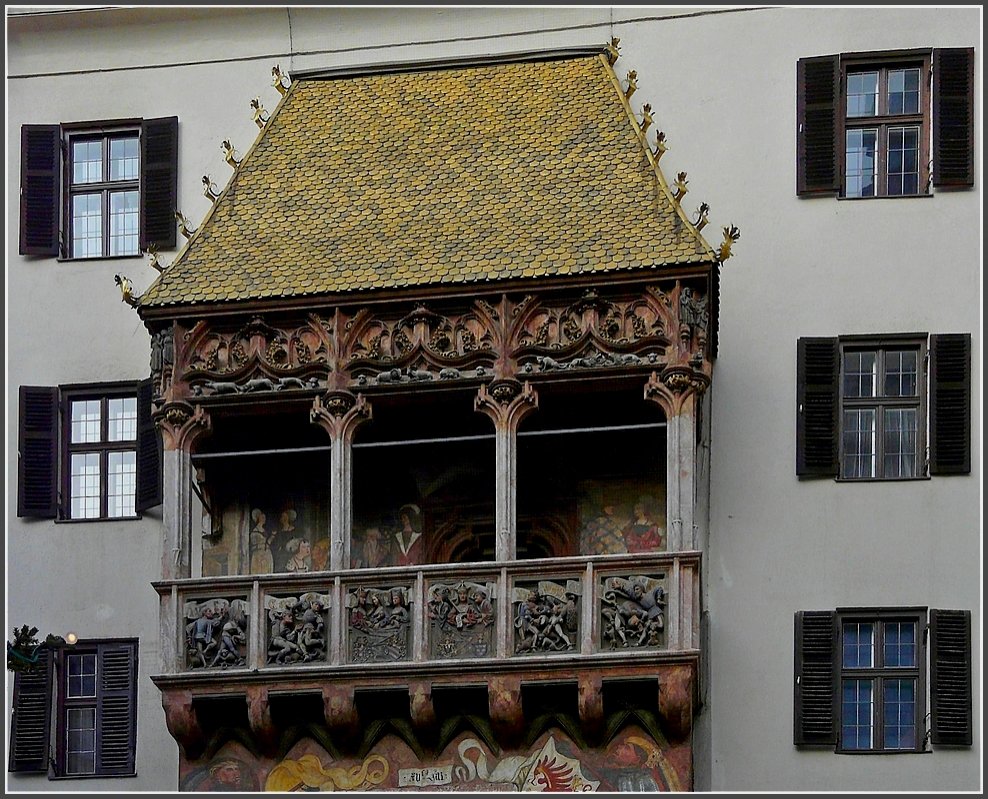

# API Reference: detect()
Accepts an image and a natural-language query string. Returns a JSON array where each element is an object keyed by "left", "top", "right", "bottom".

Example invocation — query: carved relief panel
[
  {"left": 511, "top": 578, "right": 581, "bottom": 655},
  {"left": 183, "top": 597, "right": 249, "bottom": 670},
  {"left": 600, "top": 574, "right": 667, "bottom": 651},
  {"left": 264, "top": 591, "right": 331, "bottom": 665},
  {"left": 345, "top": 585, "right": 413, "bottom": 663},
  {"left": 426, "top": 580, "right": 497, "bottom": 659}
]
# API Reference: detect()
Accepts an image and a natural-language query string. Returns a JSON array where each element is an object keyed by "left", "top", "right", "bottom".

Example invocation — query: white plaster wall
[{"left": 6, "top": 6, "right": 980, "bottom": 792}]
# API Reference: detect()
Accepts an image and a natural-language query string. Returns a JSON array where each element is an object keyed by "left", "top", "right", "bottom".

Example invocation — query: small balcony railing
[{"left": 152, "top": 551, "right": 700, "bottom": 677}]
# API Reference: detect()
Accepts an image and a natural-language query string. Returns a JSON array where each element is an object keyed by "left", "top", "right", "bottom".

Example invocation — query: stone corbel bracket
[
  {"left": 156, "top": 401, "right": 213, "bottom": 452},
  {"left": 644, "top": 366, "right": 711, "bottom": 418}
]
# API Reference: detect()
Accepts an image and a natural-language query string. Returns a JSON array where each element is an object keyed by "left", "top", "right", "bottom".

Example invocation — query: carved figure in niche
[
  {"left": 269, "top": 608, "right": 303, "bottom": 664},
  {"left": 393, "top": 504, "right": 424, "bottom": 566},
  {"left": 622, "top": 495, "right": 666, "bottom": 553},
  {"left": 284, "top": 537, "right": 312, "bottom": 573},
  {"left": 346, "top": 586, "right": 411, "bottom": 663},
  {"left": 185, "top": 599, "right": 248, "bottom": 669},
  {"left": 601, "top": 576, "right": 666, "bottom": 650},
  {"left": 249, "top": 508, "right": 275, "bottom": 574},
  {"left": 189, "top": 607, "right": 220, "bottom": 667},
  {"left": 210, "top": 606, "right": 247, "bottom": 667},
  {"left": 580, "top": 503, "right": 628, "bottom": 555},
  {"left": 428, "top": 581, "right": 496, "bottom": 659},
  {"left": 513, "top": 581, "right": 580, "bottom": 654},
  {"left": 265, "top": 592, "right": 328, "bottom": 664},
  {"left": 351, "top": 526, "right": 392, "bottom": 569},
  {"left": 386, "top": 588, "right": 410, "bottom": 628}
]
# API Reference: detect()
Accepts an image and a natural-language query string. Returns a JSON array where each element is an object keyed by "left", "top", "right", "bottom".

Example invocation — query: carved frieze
[
  {"left": 345, "top": 585, "right": 412, "bottom": 663},
  {"left": 426, "top": 580, "right": 497, "bottom": 659},
  {"left": 511, "top": 579, "right": 581, "bottom": 655},
  {"left": 600, "top": 575, "right": 666, "bottom": 650},
  {"left": 265, "top": 592, "right": 331, "bottom": 665},
  {"left": 149, "top": 325, "right": 175, "bottom": 403},
  {"left": 183, "top": 597, "right": 249, "bottom": 670}
]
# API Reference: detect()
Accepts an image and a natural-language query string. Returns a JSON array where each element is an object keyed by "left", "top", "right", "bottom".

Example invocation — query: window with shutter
[
  {"left": 932, "top": 48, "right": 975, "bottom": 187},
  {"left": 135, "top": 378, "right": 163, "bottom": 513},
  {"left": 8, "top": 647, "right": 54, "bottom": 773},
  {"left": 17, "top": 386, "right": 59, "bottom": 519},
  {"left": 796, "top": 338, "right": 838, "bottom": 476},
  {"left": 140, "top": 116, "right": 179, "bottom": 250},
  {"left": 19, "top": 125, "right": 61, "bottom": 256},
  {"left": 796, "top": 55, "right": 840, "bottom": 195},
  {"left": 929, "top": 334, "right": 971, "bottom": 475},
  {"left": 793, "top": 610, "right": 837, "bottom": 746},
  {"left": 929, "top": 609, "right": 972, "bottom": 746}
]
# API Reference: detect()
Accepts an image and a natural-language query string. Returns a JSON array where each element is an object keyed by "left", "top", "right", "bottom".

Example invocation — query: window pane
[
  {"left": 884, "top": 350, "right": 918, "bottom": 397},
  {"left": 108, "top": 451, "right": 137, "bottom": 518},
  {"left": 72, "top": 193, "right": 103, "bottom": 258},
  {"left": 842, "top": 679, "right": 874, "bottom": 750},
  {"left": 884, "top": 621, "right": 917, "bottom": 667},
  {"left": 66, "top": 653, "right": 97, "bottom": 697},
  {"left": 842, "top": 409, "right": 875, "bottom": 478},
  {"left": 883, "top": 678, "right": 917, "bottom": 749},
  {"left": 71, "top": 399, "right": 102, "bottom": 443},
  {"left": 108, "top": 396, "right": 138, "bottom": 441},
  {"left": 66, "top": 707, "right": 96, "bottom": 775},
  {"left": 70, "top": 453, "right": 101, "bottom": 519},
  {"left": 109, "top": 136, "right": 139, "bottom": 181},
  {"left": 888, "top": 68, "right": 921, "bottom": 115},
  {"left": 847, "top": 71, "right": 878, "bottom": 117},
  {"left": 843, "top": 622, "right": 874, "bottom": 668},
  {"left": 887, "top": 126, "right": 920, "bottom": 196},
  {"left": 884, "top": 408, "right": 918, "bottom": 478},
  {"left": 71, "top": 139, "right": 102, "bottom": 184},
  {"left": 845, "top": 129, "right": 877, "bottom": 198},
  {"left": 843, "top": 351, "right": 876, "bottom": 398},
  {"left": 109, "top": 190, "right": 140, "bottom": 256}
]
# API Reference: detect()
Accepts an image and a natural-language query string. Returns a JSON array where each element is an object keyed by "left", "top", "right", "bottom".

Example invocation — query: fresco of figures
[
  {"left": 350, "top": 502, "right": 425, "bottom": 568},
  {"left": 427, "top": 580, "right": 497, "bottom": 659},
  {"left": 512, "top": 579, "right": 581, "bottom": 655},
  {"left": 578, "top": 484, "right": 667, "bottom": 557},
  {"left": 600, "top": 575, "right": 667, "bottom": 650},
  {"left": 346, "top": 586, "right": 412, "bottom": 663},
  {"left": 184, "top": 597, "right": 249, "bottom": 670},
  {"left": 179, "top": 725, "right": 691, "bottom": 791},
  {"left": 265, "top": 592, "right": 330, "bottom": 665}
]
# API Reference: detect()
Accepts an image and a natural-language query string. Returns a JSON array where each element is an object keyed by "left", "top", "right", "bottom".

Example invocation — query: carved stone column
[
  {"left": 644, "top": 368, "right": 709, "bottom": 551},
  {"left": 157, "top": 402, "right": 212, "bottom": 580},
  {"left": 474, "top": 379, "right": 538, "bottom": 561},
  {"left": 311, "top": 392, "right": 372, "bottom": 571}
]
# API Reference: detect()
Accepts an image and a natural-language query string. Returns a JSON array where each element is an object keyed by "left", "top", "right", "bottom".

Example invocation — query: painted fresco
[
  {"left": 178, "top": 725, "right": 690, "bottom": 791},
  {"left": 577, "top": 481, "right": 666, "bottom": 557},
  {"left": 351, "top": 503, "right": 425, "bottom": 568}
]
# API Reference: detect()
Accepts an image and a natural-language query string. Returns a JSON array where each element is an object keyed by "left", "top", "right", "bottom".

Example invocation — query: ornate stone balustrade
[{"left": 153, "top": 552, "right": 700, "bottom": 677}]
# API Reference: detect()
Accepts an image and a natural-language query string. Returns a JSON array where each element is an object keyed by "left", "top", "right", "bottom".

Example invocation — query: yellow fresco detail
[{"left": 264, "top": 753, "right": 389, "bottom": 792}]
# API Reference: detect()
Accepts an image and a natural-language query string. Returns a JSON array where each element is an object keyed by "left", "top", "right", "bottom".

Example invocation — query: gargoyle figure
[
  {"left": 606, "top": 37, "right": 621, "bottom": 65},
  {"left": 673, "top": 171, "right": 688, "bottom": 204},
  {"left": 250, "top": 97, "right": 270, "bottom": 128},
  {"left": 202, "top": 175, "right": 220, "bottom": 202},
  {"left": 625, "top": 70, "right": 638, "bottom": 100},
  {"left": 640, "top": 103, "right": 653, "bottom": 133},
  {"left": 272, "top": 63, "right": 290, "bottom": 95},
  {"left": 718, "top": 224, "right": 741, "bottom": 263},
  {"left": 693, "top": 202, "right": 710, "bottom": 232},
  {"left": 221, "top": 139, "right": 241, "bottom": 169},
  {"left": 114, "top": 274, "right": 140, "bottom": 308},
  {"left": 654, "top": 130, "right": 668, "bottom": 160},
  {"left": 175, "top": 210, "right": 196, "bottom": 239}
]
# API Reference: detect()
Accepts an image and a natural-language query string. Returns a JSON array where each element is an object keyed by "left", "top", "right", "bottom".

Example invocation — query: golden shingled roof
[{"left": 139, "top": 52, "right": 716, "bottom": 308}]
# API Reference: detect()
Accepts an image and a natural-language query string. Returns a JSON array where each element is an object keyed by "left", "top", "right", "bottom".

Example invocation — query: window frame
[
  {"left": 838, "top": 51, "right": 932, "bottom": 199},
  {"left": 836, "top": 607, "right": 927, "bottom": 754},
  {"left": 59, "top": 381, "right": 141, "bottom": 522},
  {"left": 836, "top": 334, "right": 928, "bottom": 482},
  {"left": 51, "top": 638, "right": 138, "bottom": 780}
]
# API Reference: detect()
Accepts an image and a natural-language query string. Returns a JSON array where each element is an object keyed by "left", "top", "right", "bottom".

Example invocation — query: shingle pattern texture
[{"left": 141, "top": 55, "right": 714, "bottom": 308}]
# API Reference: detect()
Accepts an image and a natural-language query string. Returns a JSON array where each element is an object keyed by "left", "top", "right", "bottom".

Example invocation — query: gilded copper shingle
[{"left": 140, "top": 55, "right": 716, "bottom": 308}]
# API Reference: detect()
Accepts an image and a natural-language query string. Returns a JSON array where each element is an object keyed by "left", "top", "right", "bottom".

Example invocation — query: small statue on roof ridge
[
  {"left": 673, "top": 171, "right": 689, "bottom": 204},
  {"left": 718, "top": 225, "right": 741, "bottom": 263},
  {"left": 202, "top": 175, "right": 220, "bottom": 203},
  {"left": 221, "top": 139, "right": 242, "bottom": 170},
  {"left": 114, "top": 274, "right": 140, "bottom": 308},
  {"left": 606, "top": 37, "right": 621, "bottom": 65},
  {"left": 272, "top": 64, "right": 291, "bottom": 96},
  {"left": 251, "top": 97, "right": 270, "bottom": 129}
]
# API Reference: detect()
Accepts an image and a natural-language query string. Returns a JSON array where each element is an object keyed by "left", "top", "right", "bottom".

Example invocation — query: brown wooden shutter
[
  {"left": 8, "top": 647, "right": 54, "bottom": 773},
  {"left": 17, "top": 386, "right": 59, "bottom": 518},
  {"left": 929, "top": 333, "right": 971, "bottom": 474},
  {"left": 140, "top": 116, "right": 179, "bottom": 250},
  {"left": 929, "top": 609, "right": 972, "bottom": 746},
  {"left": 796, "top": 55, "right": 840, "bottom": 195},
  {"left": 796, "top": 337, "right": 839, "bottom": 476},
  {"left": 135, "top": 378, "right": 162, "bottom": 512},
  {"left": 932, "top": 48, "right": 975, "bottom": 188},
  {"left": 19, "top": 125, "right": 61, "bottom": 256},
  {"left": 794, "top": 611, "right": 837, "bottom": 746},
  {"left": 95, "top": 642, "right": 138, "bottom": 775}
]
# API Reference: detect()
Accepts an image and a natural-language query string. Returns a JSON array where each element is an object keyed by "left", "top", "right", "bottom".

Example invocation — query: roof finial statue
[
  {"left": 114, "top": 274, "right": 140, "bottom": 308},
  {"left": 221, "top": 139, "right": 242, "bottom": 170},
  {"left": 640, "top": 103, "right": 653, "bottom": 134},
  {"left": 202, "top": 175, "right": 220, "bottom": 203},
  {"left": 272, "top": 64, "right": 291, "bottom": 96},
  {"left": 625, "top": 70, "right": 638, "bottom": 100},
  {"left": 175, "top": 210, "right": 197, "bottom": 240},
  {"left": 654, "top": 131, "right": 668, "bottom": 161},
  {"left": 606, "top": 37, "right": 621, "bottom": 65},
  {"left": 718, "top": 225, "right": 741, "bottom": 263},
  {"left": 146, "top": 242, "right": 164, "bottom": 273},
  {"left": 693, "top": 202, "right": 710, "bottom": 232},
  {"left": 673, "top": 171, "right": 689, "bottom": 204},
  {"left": 251, "top": 97, "right": 270, "bottom": 129}
]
